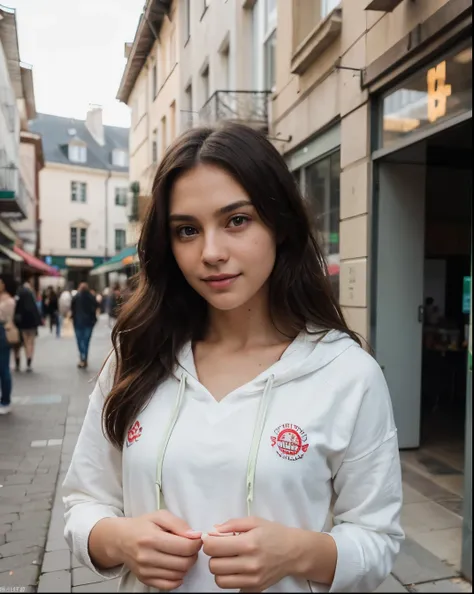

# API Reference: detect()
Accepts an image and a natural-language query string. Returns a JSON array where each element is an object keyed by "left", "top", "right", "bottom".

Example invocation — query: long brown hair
[{"left": 103, "top": 123, "right": 360, "bottom": 449}]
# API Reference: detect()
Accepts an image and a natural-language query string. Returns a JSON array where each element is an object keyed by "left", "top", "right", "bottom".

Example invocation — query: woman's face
[{"left": 169, "top": 164, "right": 276, "bottom": 312}]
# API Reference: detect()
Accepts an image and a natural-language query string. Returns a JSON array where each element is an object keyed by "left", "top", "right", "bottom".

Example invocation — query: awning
[
  {"left": 90, "top": 245, "right": 137, "bottom": 276},
  {"left": 65, "top": 257, "right": 95, "bottom": 268},
  {"left": 13, "top": 245, "right": 61, "bottom": 276},
  {"left": 0, "top": 243, "right": 23, "bottom": 262}
]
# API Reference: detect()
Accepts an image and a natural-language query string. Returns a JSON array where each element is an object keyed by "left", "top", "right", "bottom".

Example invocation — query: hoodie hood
[{"left": 176, "top": 328, "right": 358, "bottom": 392}]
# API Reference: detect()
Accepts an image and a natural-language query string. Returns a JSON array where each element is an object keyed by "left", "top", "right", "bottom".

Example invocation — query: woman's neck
[{"left": 204, "top": 289, "right": 294, "bottom": 350}]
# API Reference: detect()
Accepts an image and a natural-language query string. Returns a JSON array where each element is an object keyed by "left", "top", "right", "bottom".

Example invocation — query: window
[
  {"left": 170, "top": 28, "right": 176, "bottom": 68},
  {"left": 70, "top": 226, "right": 87, "bottom": 249},
  {"left": 68, "top": 143, "right": 87, "bottom": 163},
  {"left": 115, "top": 187, "right": 128, "bottom": 206},
  {"left": 185, "top": 0, "right": 191, "bottom": 42},
  {"left": 71, "top": 181, "right": 87, "bottom": 203},
  {"left": 304, "top": 150, "right": 341, "bottom": 299},
  {"left": 264, "top": 30, "right": 276, "bottom": 91},
  {"left": 161, "top": 116, "right": 167, "bottom": 155},
  {"left": 152, "top": 62, "right": 158, "bottom": 99},
  {"left": 321, "top": 0, "right": 340, "bottom": 18},
  {"left": 115, "top": 229, "right": 126, "bottom": 252},
  {"left": 112, "top": 149, "right": 129, "bottom": 167},
  {"left": 70, "top": 227, "right": 77, "bottom": 249},
  {"left": 170, "top": 101, "right": 176, "bottom": 141},
  {"left": 201, "top": 64, "right": 210, "bottom": 103},
  {"left": 152, "top": 128, "right": 158, "bottom": 164},
  {"left": 80, "top": 228, "right": 87, "bottom": 249},
  {"left": 184, "top": 84, "right": 193, "bottom": 128}
]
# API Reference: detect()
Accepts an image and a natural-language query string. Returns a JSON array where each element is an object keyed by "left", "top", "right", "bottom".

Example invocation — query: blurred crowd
[{"left": 0, "top": 275, "right": 135, "bottom": 414}]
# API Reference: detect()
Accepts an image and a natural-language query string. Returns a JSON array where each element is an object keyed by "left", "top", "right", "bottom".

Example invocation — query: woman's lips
[{"left": 203, "top": 274, "right": 241, "bottom": 289}]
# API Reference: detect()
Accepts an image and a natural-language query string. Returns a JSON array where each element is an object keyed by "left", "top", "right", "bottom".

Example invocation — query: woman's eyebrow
[{"left": 169, "top": 200, "right": 252, "bottom": 222}]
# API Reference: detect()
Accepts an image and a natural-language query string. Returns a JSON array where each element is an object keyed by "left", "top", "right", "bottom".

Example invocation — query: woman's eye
[
  {"left": 178, "top": 226, "right": 197, "bottom": 237},
  {"left": 228, "top": 215, "right": 249, "bottom": 228}
]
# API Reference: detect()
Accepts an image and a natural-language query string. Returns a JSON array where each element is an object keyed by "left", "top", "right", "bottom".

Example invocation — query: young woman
[
  {"left": 13, "top": 278, "right": 42, "bottom": 372},
  {"left": 0, "top": 276, "right": 16, "bottom": 415},
  {"left": 63, "top": 124, "right": 404, "bottom": 593}
]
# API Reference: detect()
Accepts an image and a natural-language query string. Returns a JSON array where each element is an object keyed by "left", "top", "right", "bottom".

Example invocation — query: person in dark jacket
[
  {"left": 71, "top": 283, "right": 97, "bottom": 369},
  {"left": 13, "top": 278, "right": 42, "bottom": 372}
]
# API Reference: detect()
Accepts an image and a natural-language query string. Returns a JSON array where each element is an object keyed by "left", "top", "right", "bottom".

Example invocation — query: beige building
[
  {"left": 274, "top": 0, "right": 471, "bottom": 580},
  {"left": 118, "top": 0, "right": 277, "bottom": 241},
  {"left": 29, "top": 108, "right": 130, "bottom": 287}
]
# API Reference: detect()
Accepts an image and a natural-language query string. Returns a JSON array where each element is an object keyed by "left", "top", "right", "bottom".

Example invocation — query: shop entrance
[
  {"left": 374, "top": 118, "right": 471, "bottom": 451},
  {"left": 373, "top": 117, "right": 471, "bottom": 574}
]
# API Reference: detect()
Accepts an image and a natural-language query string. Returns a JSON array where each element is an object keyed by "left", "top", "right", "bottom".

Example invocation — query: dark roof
[{"left": 28, "top": 113, "right": 129, "bottom": 172}]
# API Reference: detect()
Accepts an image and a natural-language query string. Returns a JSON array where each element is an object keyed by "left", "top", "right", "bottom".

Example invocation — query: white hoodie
[{"left": 62, "top": 330, "right": 404, "bottom": 593}]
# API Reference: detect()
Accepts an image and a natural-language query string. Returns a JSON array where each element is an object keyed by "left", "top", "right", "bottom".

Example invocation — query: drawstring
[
  {"left": 245, "top": 375, "right": 275, "bottom": 516},
  {"left": 155, "top": 373, "right": 186, "bottom": 510},
  {"left": 154, "top": 372, "right": 276, "bottom": 517}
]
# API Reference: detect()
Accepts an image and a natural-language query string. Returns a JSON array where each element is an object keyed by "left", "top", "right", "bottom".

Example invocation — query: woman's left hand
[{"left": 202, "top": 517, "right": 298, "bottom": 592}]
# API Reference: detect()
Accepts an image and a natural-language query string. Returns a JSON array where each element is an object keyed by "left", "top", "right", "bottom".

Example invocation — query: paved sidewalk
[{"left": 0, "top": 317, "right": 471, "bottom": 593}]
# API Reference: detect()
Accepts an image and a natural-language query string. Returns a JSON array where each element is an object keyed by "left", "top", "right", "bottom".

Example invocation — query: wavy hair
[{"left": 103, "top": 123, "right": 360, "bottom": 449}]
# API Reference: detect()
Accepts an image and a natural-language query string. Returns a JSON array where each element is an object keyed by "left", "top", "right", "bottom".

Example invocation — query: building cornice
[{"left": 116, "top": 0, "right": 171, "bottom": 104}]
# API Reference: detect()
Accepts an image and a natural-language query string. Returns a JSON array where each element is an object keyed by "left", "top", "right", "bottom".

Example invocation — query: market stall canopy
[
  {"left": 89, "top": 245, "right": 137, "bottom": 276},
  {"left": 0, "top": 244, "right": 23, "bottom": 262},
  {"left": 13, "top": 245, "right": 61, "bottom": 276}
]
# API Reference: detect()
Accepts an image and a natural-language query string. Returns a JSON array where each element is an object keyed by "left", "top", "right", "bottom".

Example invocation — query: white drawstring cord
[
  {"left": 155, "top": 373, "right": 186, "bottom": 510},
  {"left": 245, "top": 375, "right": 275, "bottom": 516}
]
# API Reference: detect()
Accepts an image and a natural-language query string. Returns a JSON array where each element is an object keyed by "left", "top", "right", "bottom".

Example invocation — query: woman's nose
[{"left": 201, "top": 232, "right": 228, "bottom": 265}]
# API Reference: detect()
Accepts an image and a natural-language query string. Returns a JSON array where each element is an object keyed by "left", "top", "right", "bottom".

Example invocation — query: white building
[{"left": 29, "top": 107, "right": 130, "bottom": 287}]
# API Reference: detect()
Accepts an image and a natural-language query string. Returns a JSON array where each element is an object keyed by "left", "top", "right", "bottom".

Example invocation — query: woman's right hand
[{"left": 114, "top": 510, "right": 203, "bottom": 591}]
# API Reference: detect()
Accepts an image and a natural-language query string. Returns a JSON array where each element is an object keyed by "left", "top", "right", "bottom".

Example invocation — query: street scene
[{"left": 0, "top": 0, "right": 472, "bottom": 592}]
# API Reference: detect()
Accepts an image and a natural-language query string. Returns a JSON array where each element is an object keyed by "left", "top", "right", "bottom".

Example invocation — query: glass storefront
[
  {"left": 293, "top": 150, "right": 341, "bottom": 299},
  {"left": 380, "top": 41, "right": 472, "bottom": 149}
]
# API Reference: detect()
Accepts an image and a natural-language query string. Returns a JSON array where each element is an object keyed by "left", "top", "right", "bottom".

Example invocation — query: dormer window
[
  {"left": 69, "top": 141, "right": 87, "bottom": 163},
  {"left": 112, "top": 149, "right": 129, "bottom": 167}
]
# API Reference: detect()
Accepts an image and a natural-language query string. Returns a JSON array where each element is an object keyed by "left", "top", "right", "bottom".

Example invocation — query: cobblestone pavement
[{"left": 0, "top": 317, "right": 471, "bottom": 593}]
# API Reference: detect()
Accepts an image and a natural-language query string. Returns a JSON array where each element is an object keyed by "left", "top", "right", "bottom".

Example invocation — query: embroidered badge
[
  {"left": 126, "top": 420, "right": 143, "bottom": 447},
  {"left": 271, "top": 423, "right": 309, "bottom": 461}
]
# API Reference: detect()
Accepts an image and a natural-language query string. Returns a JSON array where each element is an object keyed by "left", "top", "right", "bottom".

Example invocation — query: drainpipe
[{"left": 105, "top": 169, "right": 112, "bottom": 260}]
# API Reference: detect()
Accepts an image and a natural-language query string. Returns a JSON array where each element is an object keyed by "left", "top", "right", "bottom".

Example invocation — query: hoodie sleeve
[
  {"left": 62, "top": 353, "right": 127, "bottom": 579},
  {"left": 322, "top": 351, "right": 405, "bottom": 593}
]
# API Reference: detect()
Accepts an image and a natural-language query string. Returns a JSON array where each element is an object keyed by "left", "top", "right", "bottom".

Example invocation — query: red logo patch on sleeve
[{"left": 126, "top": 420, "right": 143, "bottom": 447}]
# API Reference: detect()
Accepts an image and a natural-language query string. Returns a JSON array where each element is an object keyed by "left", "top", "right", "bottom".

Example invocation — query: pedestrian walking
[
  {"left": 13, "top": 278, "right": 42, "bottom": 372},
  {"left": 108, "top": 284, "right": 122, "bottom": 327},
  {"left": 43, "top": 286, "right": 60, "bottom": 337},
  {"left": 0, "top": 276, "right": 16, "bottom": 415},
  {"left": 62, "top": 123, "right": 403, "bottom": 593},
  {"left": 58, "top": 286, "right": 73, "bottom": 337},
  {"left": 71, "top": 282, "right": 97, "bottom": 369}
]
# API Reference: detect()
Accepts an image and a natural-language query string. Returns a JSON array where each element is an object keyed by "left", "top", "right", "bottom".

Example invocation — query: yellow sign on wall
[{"left": 426, "top": 61, "right": 452, "bottom": 123}]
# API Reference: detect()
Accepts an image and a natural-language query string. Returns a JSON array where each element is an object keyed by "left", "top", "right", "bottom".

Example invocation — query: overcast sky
[{"left": 6, "top": 0, "right": 145, "bottom": 127}]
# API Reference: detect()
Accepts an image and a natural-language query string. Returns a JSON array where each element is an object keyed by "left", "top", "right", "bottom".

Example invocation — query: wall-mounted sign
[
  {"left": 463, "top": 276, "right": 471, "bottom": 315},
  {"left": 380, "top": 42, "right": 472, "bottom": 149}
]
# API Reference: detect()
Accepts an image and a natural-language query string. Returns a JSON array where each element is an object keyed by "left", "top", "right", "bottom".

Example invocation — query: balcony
[
  {"left": 0, "top": 166, "right": 28, "bottom": 219},
  {"left": 198, "top": 91, "right": 271, "bottom": 131}
]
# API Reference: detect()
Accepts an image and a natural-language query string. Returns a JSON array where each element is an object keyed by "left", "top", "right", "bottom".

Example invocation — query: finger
[
  {"left": 202, "top": 533, "right": 254, "bottom": 558},
  {"left": 153, "top": 531, "right": 203, "bottom": 557},
  {"left": 215, "top": 574, "right": 262, "bottom": 591},
  {"left": 214, "top": 516, "right": 261, "bottom": 534},
  {"left": 146, "top": 578, "right": 184, "bottom": 591},
  {"left": 139, "top": 550, "right": 199, "bottom": 572},
  {"left": 209, "top": 555, "right": 252, "bottom": 576},
  {"left": 140, "top": 567, "right": 187, "bottom": 581},
  {"left": 148, "top": 510, "right": 201, "bottom": 538}
]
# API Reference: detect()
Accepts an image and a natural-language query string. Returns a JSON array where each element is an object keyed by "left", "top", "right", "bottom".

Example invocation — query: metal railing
[{"left": 198, "top": 91, "right": 271, "bottom": 129}]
